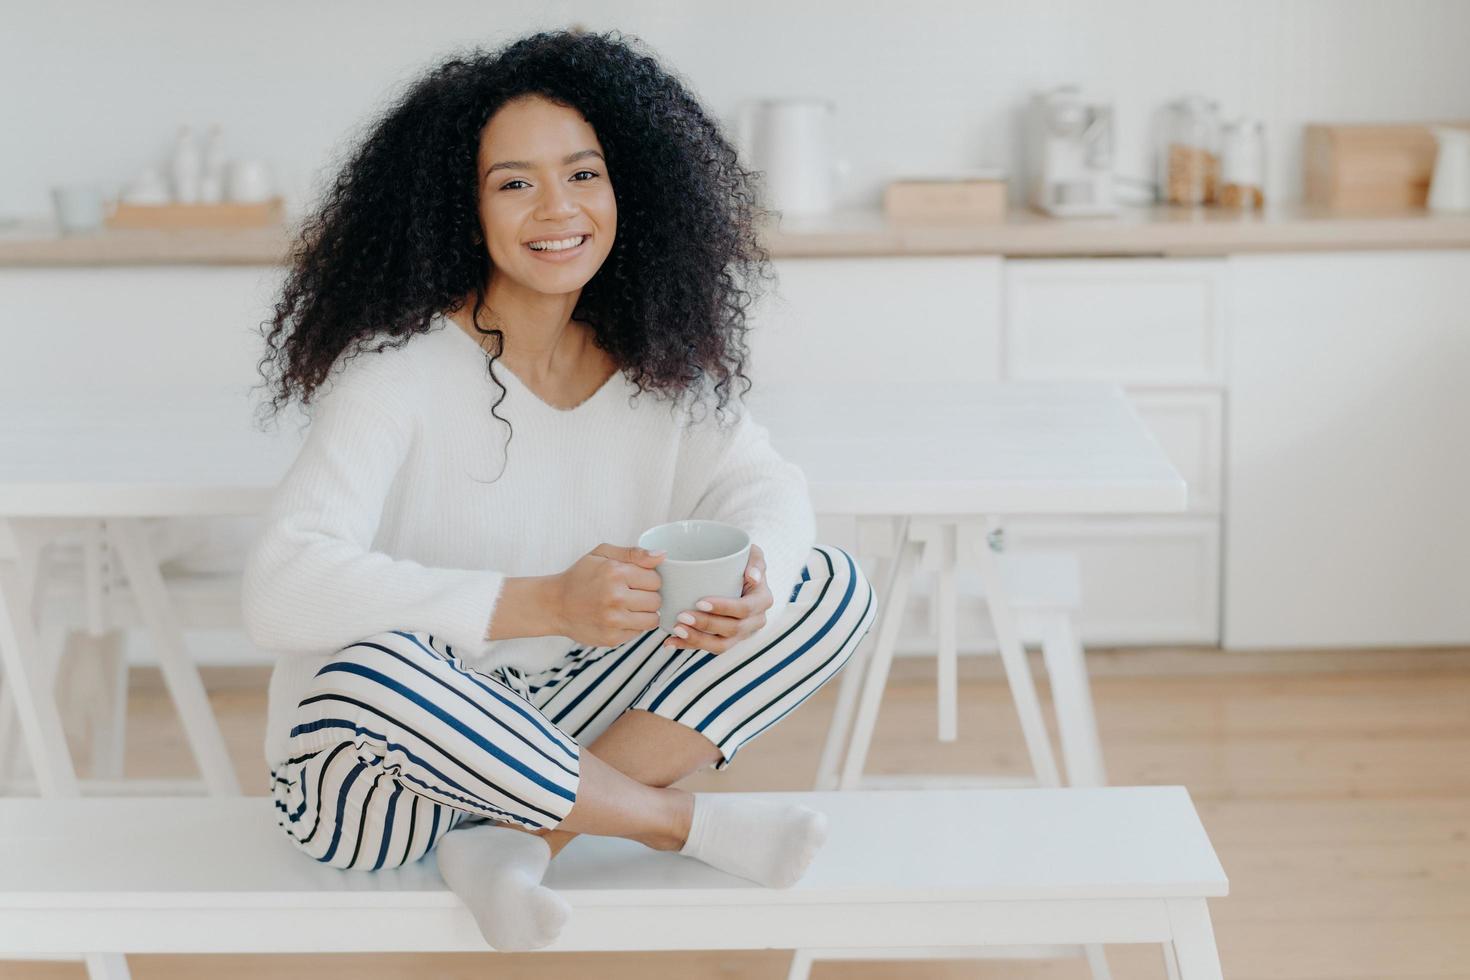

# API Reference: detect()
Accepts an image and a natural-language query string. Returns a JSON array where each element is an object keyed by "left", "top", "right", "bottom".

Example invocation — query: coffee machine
[{"left": 1027, "top": 86, "right": 1118, "bottom": 216}]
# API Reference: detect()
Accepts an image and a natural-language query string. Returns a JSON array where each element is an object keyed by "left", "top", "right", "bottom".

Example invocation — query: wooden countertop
[{"left": 3, "top": 204, "right": 1469, "bottom": 266}]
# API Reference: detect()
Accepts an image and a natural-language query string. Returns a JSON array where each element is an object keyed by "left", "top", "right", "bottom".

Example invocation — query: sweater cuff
[{"left": 422, "top": 569, "right": 508, "bottom": 661}]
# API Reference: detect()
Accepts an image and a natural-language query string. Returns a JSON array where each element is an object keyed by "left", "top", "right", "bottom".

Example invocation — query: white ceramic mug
[{"left": 637, "top": 520, "right": 751, "bottom": 632}]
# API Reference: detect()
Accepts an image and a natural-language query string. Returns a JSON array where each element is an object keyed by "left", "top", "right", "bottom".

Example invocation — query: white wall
[{"left": 5, "top": 0, "right": 1470, "bottom": 219}]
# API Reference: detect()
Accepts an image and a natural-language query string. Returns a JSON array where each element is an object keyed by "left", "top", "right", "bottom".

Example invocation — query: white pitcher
[{"left": 735, "top": 98, "right": 851, "bottom": 217}]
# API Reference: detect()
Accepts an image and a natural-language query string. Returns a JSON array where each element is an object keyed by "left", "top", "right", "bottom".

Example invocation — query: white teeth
[{"left": 527, "top": 235, "right": 587, "bottom": 251}]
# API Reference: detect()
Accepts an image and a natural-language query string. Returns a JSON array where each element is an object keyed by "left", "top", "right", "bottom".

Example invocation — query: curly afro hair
[{"left": 252, "top": 27, "right": 776, "bottom": 455}]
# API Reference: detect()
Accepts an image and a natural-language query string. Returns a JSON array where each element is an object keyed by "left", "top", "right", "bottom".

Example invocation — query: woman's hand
[
  {"left": 661, "top": 544, "right": 771, "bottom": 653},
  {"left": 553, "top": 544, "right": 666, "bottom": 648}
]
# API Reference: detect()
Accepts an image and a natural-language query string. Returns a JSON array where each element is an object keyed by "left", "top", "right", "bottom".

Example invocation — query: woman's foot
[
  {"left": 434, "top": 822, "right": 571, "bottom": 951},
  {"left": 677, "top": 793, "right": 828, "bottom": 888}
]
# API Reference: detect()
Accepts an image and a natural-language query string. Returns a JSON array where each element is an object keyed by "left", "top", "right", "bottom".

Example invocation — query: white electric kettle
[{"left": 735, "top": 98, "right": 851, "bottom": 216}]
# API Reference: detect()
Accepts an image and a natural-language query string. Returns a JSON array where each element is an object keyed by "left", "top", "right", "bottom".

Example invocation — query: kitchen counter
[{"left": 2, "top": 203, "right": 1469, "bottom": 266}]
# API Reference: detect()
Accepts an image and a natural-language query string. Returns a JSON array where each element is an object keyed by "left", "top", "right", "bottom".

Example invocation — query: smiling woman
[{"left": 241, "top": 27, "right": 876, "bottom": 956}]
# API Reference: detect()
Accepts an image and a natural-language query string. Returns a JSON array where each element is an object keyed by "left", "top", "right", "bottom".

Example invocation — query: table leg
[
  {"left": 965, "top": 517, "right": 1062, "bottom": 787},
  {"left": 1040, "top": 612, "right": 1108, "bottom": 787},
  {"left": 0, "top": 519, "right": 81, "bottom": 796},
  {"left": 83, "top": 952, "right": 133, "bottom": 980},
  {"left": 814, "top": 515, "right": 901, "bottom": 790},
  {"left": 104, "top": 518, "right": 241, "bottom": 796},
  {"left": 1166, "top": 898, "right": 1225, "bottom": 980},
  {"left": 839, "top": 517, "right": 922, "bottom": 790}
]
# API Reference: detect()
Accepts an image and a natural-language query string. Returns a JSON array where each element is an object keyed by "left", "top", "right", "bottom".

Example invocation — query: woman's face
[{"left": 475, "top": 95, "right": 616, "bottom": 295}]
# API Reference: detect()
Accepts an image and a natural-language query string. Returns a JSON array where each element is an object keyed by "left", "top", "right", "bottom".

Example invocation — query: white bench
[{"left": 0, "top": 786, "right": 1228, "bottom": 979}]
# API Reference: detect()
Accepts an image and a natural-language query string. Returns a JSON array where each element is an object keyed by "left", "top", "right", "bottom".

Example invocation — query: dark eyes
[{"left": 500, "top": 170, "right": 599, "bottom": 191}]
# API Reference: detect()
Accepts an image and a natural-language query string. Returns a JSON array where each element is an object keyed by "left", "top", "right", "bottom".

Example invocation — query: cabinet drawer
[
  {"left": 1005, "top": 258, "right": 1227, "bottom": 385},
  {"left": 750, "top": 256, "right": 1004, "bottom": 389},
  {"left": 1128, "top": 389, "right": 1224, "bottom": 514}
]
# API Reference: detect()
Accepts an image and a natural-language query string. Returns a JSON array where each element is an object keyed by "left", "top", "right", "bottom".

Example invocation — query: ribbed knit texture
[{"left": 242, "top": 314, "right": 816, "bottom": 768}]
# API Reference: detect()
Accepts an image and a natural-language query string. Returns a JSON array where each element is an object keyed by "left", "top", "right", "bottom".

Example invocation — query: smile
[{"left": 525, "top": 235, "right": 590, "bottom": 261}]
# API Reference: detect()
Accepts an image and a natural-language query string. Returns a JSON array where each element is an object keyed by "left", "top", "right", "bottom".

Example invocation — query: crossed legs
[{"left": 511, "top": 706, "right": 721, "bottom": 858}]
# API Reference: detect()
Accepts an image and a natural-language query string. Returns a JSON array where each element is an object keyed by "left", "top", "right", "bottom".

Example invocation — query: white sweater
[{"left": 241, "top": 314, "right": 816, "bottom": 768}]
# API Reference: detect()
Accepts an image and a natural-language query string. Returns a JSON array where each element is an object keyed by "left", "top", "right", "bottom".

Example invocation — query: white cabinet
[
  {"left": 0, "top": 266, "right": 285, "bottom": 403},
  {"left": 1001, "top": 258, "right": 1227, "bottom": 646},
  {"left": 1224, "top": 251, "right": 1470, "bottom": 649}
]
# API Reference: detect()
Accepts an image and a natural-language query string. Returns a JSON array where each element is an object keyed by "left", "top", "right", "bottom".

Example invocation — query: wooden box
[
  {"left": 105, "top": 197, "right": 286, "bottom": 230},
  {"left": 883, "top": 172, "right": 1007, "bottom": 221},
  {"left": 1303, "top": 122, "right": 1470, "bottom": 210}
]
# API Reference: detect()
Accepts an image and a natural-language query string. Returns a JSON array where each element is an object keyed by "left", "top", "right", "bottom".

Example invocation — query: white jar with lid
[
  {"left": 1220, "top": 118, "right": 1266, "bottom": 210},
  {"left": 1157, "top": 95, "right": 1221, "bottom": 206}
]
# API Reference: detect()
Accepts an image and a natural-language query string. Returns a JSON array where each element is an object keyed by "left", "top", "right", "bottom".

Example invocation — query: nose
[{"left": 533, "top": 180, "right": 579, "bottom": 220}]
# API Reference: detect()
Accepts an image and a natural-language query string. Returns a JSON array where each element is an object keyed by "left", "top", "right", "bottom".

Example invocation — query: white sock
[
  {"left": 677, "top": 793, "right": 828, "bottom": 888},
  {"left": 434, "top": 823, "right": 571, "bottom": 951}
]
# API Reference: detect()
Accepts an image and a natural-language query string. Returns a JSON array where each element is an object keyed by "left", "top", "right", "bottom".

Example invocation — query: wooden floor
[{"left": 7, "top": 649, "right": 1470, "bottom": 980}]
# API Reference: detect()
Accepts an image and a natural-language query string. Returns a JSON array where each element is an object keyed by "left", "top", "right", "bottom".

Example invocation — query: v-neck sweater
[{"left": 240, "top": 313, "right": 817, "bottom": 767}]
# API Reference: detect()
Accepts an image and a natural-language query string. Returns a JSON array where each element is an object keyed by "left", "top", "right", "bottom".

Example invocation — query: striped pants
[{"left": 269, "top": 543, "right": 876, "bottom": 871}]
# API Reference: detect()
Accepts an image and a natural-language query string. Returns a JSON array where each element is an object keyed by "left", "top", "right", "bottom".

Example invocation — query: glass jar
[
  {"left": 1219, "top": 118, "right": 1266, "bottom": 210},
  {"left": 1158, "top": 96, "right": 1221, "bottom": 206}
]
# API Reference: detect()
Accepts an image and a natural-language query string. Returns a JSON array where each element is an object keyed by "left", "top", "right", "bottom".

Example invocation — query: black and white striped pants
[{"left": 269, "top": 543, "right": 876, "bottom": 871}]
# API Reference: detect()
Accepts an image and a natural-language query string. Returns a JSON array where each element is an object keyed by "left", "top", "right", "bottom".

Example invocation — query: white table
[
  {"left": 746, "top": 380, "right": 1185, "bottom": 792},
  {"left": 0, "top": 392, "right": 304, "bottom": 797},
  {"left": 0, "top": 381, "right": 1182, "bottom": 801}
]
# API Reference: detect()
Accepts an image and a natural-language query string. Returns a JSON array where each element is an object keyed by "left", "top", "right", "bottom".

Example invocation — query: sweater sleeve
[
  {"left": 240, "top": 382, "right": 506, "bottom": 660},
  {"left": 669, "top": 390, "right": 817, "bottom": 630}
]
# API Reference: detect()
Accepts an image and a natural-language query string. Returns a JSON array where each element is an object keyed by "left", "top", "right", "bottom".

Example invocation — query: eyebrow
[{"left": 486, "top": 149, "right": 604, "bottom": 176}]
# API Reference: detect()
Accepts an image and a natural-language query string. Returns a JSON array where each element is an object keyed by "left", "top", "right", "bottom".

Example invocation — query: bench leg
[
  {"left": 78, "top": 629, "right": 129, "bottom": 781},
  {"left": 1166, "top": 898, "right": 1224, "bottom": 980},
  {"left": 99, "top": 630, "right": 130, "bottom": 780}
]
